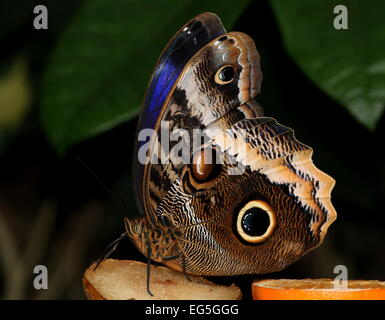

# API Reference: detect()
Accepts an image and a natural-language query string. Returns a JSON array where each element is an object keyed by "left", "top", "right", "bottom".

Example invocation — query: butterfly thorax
[{"left": 125, "top": 216, "right": 181, "bottom": 269}]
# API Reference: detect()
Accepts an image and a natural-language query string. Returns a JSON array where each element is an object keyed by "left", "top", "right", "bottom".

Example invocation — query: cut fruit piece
[
  {"left": 83, "top": 259, "right": 242, "bottom": 300},
  {"left": 252, "top": 279, "right": 385, "bottom": 300}
]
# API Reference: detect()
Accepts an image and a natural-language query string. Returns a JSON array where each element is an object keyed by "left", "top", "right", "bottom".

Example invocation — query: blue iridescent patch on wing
[
  {"left": 138, "top": 13, "right": 225, "bottom": 134},
  {"left": 142, "top": 58, "right": 180, "bottom": 131}
]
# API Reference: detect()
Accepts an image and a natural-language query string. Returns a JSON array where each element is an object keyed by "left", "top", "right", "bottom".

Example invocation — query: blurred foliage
[
  {"left": 0, "top": 57, "right": 31, "bottom": 128},
  {"left": 0, "top": 56, "right": 32, "bottom": 153},
  {"left": 271, "top": 0, "right": 385, "bottom": 129},
  {"left": 40, "top": 0, "right": 251, "bottom": 154},
  {"left": 38, "top": 0, "right": 385, "bottom": 154}
]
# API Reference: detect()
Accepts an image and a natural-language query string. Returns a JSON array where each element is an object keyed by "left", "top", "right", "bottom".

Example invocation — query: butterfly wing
[
  {"left": 154, "top": 114, "right": 336, "bottom": 275},
  {"left": 182, "top": 115, "right": 337, "bottom": 274},
  {"left": 140, "top": 31, "right": 264, "bottom": 221},
  {"left": 134, "top": 13, "right": 226, "bottom": 217}
]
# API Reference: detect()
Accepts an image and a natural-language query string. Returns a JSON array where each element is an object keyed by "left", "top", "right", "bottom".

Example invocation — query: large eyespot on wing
[{"left": 236, "top": 200, "right": 276, "bottom": 244}]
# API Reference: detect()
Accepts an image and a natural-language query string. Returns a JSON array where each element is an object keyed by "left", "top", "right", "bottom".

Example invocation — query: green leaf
[
  {"left": 40, "top": 0, "right": 251, "bottom": 154},
  {"left": 270, "top": 0, "right": 385, "bottom": 129}
]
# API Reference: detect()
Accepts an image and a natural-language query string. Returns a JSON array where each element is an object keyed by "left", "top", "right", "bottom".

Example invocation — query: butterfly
[{"left": 125, "top": 12, "right": 337, "bottom": 278}]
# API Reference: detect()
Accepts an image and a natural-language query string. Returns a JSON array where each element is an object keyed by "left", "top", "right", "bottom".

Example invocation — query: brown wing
[{"left": 206, "top": 116, "right": 337, "bottom": 242}]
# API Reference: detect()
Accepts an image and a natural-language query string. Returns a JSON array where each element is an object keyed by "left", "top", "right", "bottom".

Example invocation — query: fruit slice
[
  {"left": 252, "top": 279, "right": 385, "bottom": 300},
  {"left": 83, "top": 259, "right": 242, "bottom": 300}
]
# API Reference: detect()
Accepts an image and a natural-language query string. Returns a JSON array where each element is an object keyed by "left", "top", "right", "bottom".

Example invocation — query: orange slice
[{"left": 252, "top": 279, "right": 385, "bottom": 300}]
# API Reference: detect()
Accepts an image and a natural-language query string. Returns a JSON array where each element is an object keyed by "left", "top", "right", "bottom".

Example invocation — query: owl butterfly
[{"left": 126, "top": 12, "right": 337, "bottom": 277}]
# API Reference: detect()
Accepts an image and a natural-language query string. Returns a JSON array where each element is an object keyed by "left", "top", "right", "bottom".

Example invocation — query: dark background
[{"left": 0, "top": 0, "right": 384, "bottom": 299}]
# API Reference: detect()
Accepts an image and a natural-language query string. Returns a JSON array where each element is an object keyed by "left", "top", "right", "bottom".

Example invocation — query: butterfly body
[{"left": 126, "top": 13, "right": 337, "bottom": 276}]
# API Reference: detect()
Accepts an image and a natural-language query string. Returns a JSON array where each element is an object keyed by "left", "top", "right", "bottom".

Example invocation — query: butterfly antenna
[
  {"left": 75, "top": 156, "right": 130, "bottom": 267},
  {"left": 75, "top": 156, "right": 131, "bottom": 214}
]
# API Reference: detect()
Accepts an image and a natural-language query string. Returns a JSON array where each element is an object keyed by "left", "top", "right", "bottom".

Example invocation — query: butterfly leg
[
  {"left": 93, "top": 231, "right": 127, "bottom": 270},
  {"left": 144, "top": 230, "right": 154, "bottom": 296}
]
